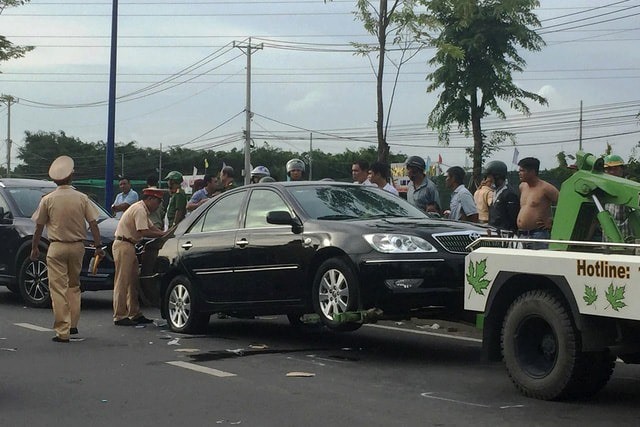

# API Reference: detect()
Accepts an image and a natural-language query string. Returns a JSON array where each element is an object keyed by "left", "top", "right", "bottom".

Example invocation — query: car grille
[{"left": 432, "top": 232, "right": 483, "bottom": 254}]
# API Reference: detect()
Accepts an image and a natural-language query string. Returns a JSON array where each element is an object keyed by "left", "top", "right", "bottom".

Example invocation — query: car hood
[
  {"left": 91, "top": 217, "right": 118, "bottom": 243},
  {"left": 312, "top": 216, "right": 488, "bottom": 236}
]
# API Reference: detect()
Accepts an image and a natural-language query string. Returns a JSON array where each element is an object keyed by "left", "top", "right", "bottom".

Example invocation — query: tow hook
[{"left": 332, "top": 308, "right": 384, "bottom": 324}]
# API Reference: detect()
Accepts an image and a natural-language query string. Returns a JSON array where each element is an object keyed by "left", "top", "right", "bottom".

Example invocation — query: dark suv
[{"left": 0, "top": 178, "right": 118, "bottom": 307}]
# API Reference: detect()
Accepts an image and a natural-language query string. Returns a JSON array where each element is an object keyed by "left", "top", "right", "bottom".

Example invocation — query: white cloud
[{"left": 285, "top": 90, "right": 327, "bottom": 113}]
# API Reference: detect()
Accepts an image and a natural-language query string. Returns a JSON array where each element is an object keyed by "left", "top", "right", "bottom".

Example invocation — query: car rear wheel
[
  {"left": 164, "top": 275, "right": 209, "bottom": 334},
  {"left": 19, "top": 254, "right": 51, "bottom": 308},
  {"left": 312, "top": 257, "right": 361, "bottom": 332}
]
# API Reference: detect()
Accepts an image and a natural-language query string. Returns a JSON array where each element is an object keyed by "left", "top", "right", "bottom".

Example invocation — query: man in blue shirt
[
  {"left": 405, "top": 156, "right": 440, "bottom": 213},
  {"left": 186, "top": 174, "right": 221, "bottom": 212},
  {"left": 445, "top": 166, "right": 478, "bottom": 222},
  {"left": 111, "top": 177, "right": 138, "bottom": 219}
]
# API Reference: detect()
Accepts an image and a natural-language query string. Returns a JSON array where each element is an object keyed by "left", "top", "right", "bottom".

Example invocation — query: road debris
[
  {"left": 248, "top": 344, "right": 268, "bottom": 350},
  {"left": 286, "top": 371, "right": 315, "bottom": 377},
  {"left": 167, "top": 338, "right": 181, "bottom": 346}
]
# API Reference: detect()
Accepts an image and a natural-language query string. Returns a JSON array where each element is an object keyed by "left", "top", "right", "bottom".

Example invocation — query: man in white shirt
[
  {"left": 369, "top": 161, "right": 399, "bottom": 196},
  {"left": 352, "top": 160, "right": 374, "bottom": 186},
  {"left": 111, "top": 177, "right": 139, "bottom": 219},
  {"left": 444, "top": 166, "right": 478, "bottom": 222}
]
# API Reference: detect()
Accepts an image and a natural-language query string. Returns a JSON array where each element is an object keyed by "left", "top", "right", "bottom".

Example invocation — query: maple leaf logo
[
  {"left": 605, "top": 283, "right": 627, "bottom": 311},
  {"left": 583, "top": 285, "right": 598, "bottom": 306},
  {"left": 467, "top": 258, "right": 490, "bottom": 298}
]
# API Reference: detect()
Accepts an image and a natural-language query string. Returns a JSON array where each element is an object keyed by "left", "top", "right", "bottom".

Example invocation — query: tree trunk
[
  {"left": 470, "top": 92, "right": 483, "bottom": 190},
  {"left": 376, "top": 0, "right": 389, "bottom": 163}
]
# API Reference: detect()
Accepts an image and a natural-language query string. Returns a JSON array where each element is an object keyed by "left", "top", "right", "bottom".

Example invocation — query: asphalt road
[{"left": 1, "top": 289, "right": 639, "bottom": 427}]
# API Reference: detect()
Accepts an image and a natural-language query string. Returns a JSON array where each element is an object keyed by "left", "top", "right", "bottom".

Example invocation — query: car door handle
[
  {"left": 181, "top": 242, "right": 193, "bottom": 250},
  {"left": 235, "top": 238, "right": 249, "bottom": 248}
]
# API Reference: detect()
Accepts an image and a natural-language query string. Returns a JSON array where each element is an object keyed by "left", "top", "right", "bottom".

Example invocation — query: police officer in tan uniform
[
  {"left": 112, "top": 188, "right": 166, "bottom": 325},
  {"left": 31, "top": 156, "right": 104, "bottom": 343}
]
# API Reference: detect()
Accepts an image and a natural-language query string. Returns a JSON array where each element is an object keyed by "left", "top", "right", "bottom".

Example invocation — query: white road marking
[
  {"left": 421, "top": 392, "right": 525, "bottom": 409},
  {"left": 366, "top": 324, "right": 482, "bottom": 343},
  {"left": 421, "top": 392, "right": 490, "bottom": 407},
  {"left": 166, "top": 361, "right": 237, "bottom": 377},
  {"left": 14, "top": 323, "right": 52, "bottom": 332}
]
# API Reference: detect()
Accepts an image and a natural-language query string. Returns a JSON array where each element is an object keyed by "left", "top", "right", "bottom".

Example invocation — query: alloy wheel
[
  {"left": 318, "top": 268, "right": 350, "bottom": 320},
  {"left": 168, "top": 284, "right": 192, "bottom": 329}
]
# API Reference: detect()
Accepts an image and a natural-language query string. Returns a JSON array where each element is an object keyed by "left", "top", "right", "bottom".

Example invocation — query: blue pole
[{"left": 104, "top": 0, "right": 118, "bottom": 209}]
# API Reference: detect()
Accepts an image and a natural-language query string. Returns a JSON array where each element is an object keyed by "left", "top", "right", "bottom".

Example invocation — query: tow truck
[{"left": 466, "top": 151, "right": 640, "bottom": 400}]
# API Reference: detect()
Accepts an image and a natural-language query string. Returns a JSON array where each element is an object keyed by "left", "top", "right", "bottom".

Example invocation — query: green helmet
[
  {"left": 164, "top": 170, "right": 183, "bottom": 183},
  {"left": 604, "top": 154, "right": 624, "bottom": 168}
]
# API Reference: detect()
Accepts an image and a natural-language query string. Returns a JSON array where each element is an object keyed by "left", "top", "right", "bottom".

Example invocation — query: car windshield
[
  {"left": 6, "top": 186, "right": 111, "bottom": 220},
  {"left": 6, "top": 187, "right": 55, "bottom": 217},
  {"left": 288, "top": 184, "right": 428, "bottom": 220}
]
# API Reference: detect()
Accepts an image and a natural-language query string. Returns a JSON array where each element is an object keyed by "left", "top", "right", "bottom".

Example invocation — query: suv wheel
[{"left": 19, "top": 254, "right": 51, "bottom": 308}]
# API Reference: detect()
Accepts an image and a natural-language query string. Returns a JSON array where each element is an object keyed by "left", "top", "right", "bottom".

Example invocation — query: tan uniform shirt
[
  {"left": 473, "top": 185, "right": 494, "bottom": 223},
  {"left": 114, "top": 200, "right": 153, "bottom": 243},
  {"left": 32, "top": 185, "right": 99, "bottom": 241}
]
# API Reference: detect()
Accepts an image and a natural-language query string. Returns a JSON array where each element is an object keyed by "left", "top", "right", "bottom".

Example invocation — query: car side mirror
[
  {"left": 0, "top": 207, "right": 12, "bottom": 224},
  {"left": 267, "top": 210, "right": 303, "bottom": 234}
]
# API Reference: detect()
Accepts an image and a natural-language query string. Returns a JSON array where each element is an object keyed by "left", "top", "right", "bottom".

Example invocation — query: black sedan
[
  {"left": 152, "top": 182, "right": 487, "bottom": 333},
  {"left": 0, "top": 178, "right": 118, "bottom": 307}
]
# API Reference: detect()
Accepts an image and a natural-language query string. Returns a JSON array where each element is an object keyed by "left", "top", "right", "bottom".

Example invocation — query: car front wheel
[
  {"left": 312, "top": 257, "right": 361, "bottom": 332},
  {"left": 164, "top": 275, "right": 209, "bottom": 334},
  {"left": 19, "top": 254, "right": 51, "bottom": 308}
]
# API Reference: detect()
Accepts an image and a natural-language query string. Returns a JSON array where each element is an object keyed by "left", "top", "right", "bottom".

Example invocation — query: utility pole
[
  {"left": 578, "top": 100, "right": 583, "bottom": 151},
  {"left": 158, "top": 143, "right": 163, "bottom": 188},
  {"left": 309, "top": 133, "right": 313, "bottom": 180},
  {"left": 0, "top": 95, "right": 18, "bottom": 177},
  {"left": 234, "top": 38, "right": 263, "bottom": 185},
  {"left": 105, "top": 0, "right": 119, "bottom": 209}
]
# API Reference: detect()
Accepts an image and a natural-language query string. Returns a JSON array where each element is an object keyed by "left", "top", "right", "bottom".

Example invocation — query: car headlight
[{"left": 363, "top": 234, "right": 437, "bottom": 253}]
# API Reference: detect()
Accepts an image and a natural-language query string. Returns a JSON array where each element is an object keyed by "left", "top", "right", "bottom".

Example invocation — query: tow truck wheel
[
  {"left": 501, "top": 290, "right": 579, "bottom": 400},
  {"left": 312, "top": 257, "right": 362, "bottom": 332},
  {"left": 566, "top": 350, "right": 615, "bottom": 399}
]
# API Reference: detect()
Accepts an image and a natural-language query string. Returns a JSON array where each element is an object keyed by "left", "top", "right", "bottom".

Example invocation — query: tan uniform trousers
[
  {"left": 112, "top": 239, "right": 141, "bottom": 321},
  {"left": 46, "top": 241, "right": 84, "bottom": 339}
]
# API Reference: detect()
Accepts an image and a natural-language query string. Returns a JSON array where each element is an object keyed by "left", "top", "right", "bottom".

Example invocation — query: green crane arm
[{"left": 550, "top": 151, "right": 640, "bottom": 250}]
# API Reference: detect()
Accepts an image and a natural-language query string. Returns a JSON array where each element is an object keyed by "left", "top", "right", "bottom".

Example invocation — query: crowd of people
[{"left": 32, "top": 152, "right": 629, "bottom": 342}]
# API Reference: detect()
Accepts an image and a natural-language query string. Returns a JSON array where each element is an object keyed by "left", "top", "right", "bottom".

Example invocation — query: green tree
[
  {"left": 1, "top": 1, "right": 34, "bottom": 68},
  {"left": 15, "top": 131, "right": 103, "bottom": 179},
  {"left": 422, "top": 0, "right": 547, "bottom": 186}
]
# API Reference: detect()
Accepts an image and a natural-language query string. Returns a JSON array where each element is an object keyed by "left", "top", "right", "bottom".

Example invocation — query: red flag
[{"left": 438, "top": 154, "right": 442, "bottom": 164}]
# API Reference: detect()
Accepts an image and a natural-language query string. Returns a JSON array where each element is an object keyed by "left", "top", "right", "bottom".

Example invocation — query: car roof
[
  {"left": 0, "top": 178, "right": 56, "bottom": 188},
  {"left": 250, "top": 180, "right": 355, "bottom": 187}
]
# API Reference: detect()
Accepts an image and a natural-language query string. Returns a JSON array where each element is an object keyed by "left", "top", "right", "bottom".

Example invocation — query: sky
[{"left": 0, "top": 0, "right": 639, "bottom": 176}]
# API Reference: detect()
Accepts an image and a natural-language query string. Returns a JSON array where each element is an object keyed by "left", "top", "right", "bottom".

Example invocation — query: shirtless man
[{"left": 517, "top": 157, "right": 559, "bottom": 249}]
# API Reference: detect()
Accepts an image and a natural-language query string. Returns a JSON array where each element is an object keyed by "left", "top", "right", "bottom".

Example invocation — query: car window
[
  {"left": 0, "top": 193, "right": 11, "bottom": 218},
  {"left": 289, "top": 185, "right": 428, "bottom": 220},
  {"left": 245, "top": 189, "right": 292, "bottom": 229},
  {"left": 89, "top": 199, "right": 112, "bottom": 221},
  {"left": 191, "top": 191, "right": 245, "bottom": 233},
  {"left": 6, "top": 187, "right": 54, "bottom": 217}
]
